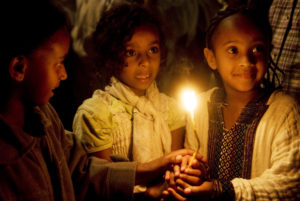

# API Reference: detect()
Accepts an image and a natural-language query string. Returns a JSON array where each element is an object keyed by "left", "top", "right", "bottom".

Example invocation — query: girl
[
  {"left": 73, "top": 4, "right": 186, "bottom": 164},
  {"left": 167, "top": 6, "right": 300, "bottom": 201},
  {"left": 72, "top": 3, "right": 187, "bottom": 198}
]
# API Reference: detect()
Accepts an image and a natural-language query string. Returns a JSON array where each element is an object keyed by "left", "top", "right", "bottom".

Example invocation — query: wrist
[{"left": 210, "top": 179, "right": 235, "bottom": 200}]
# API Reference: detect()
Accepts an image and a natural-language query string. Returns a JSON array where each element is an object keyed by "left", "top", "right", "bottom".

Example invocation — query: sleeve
[
  {"left": 167, "top": 96, "right": 187, "bottom": 131},
  {"left": 46, "top": 103, "right": 136, "bottom": 201},
  {"left": 72, "top": 98, "right": 114, "bottom": 153},
  {"left": 231, "top": 96, "right": 300, "bottom": 201},
  {"left": 64, "top": 130, "right": 136, "bottom": 201}
]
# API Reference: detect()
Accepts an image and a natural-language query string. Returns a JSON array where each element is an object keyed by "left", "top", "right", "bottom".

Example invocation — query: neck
[
  {"left": 224, "top": 88, "right": 260, "bottom": 109},
  {"left": 1, "top": 94, "right": 25, "bottom": 128}
]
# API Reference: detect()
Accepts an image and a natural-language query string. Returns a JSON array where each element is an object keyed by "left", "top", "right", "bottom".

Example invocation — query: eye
[
  {"left": 149, "top": 46, "right": 160, "bottom": 54},
  {"left": 252, "top": 45, "right": 266, "bottom": 54},
  {"left": 125, "top": 49, "right": 136, "bottom": 57},
  {"left": 55, "top": 62, "right": 64, "bottom": 70},
  {"left": 227, "top": 46, "right": 238, "bottom": 54}
]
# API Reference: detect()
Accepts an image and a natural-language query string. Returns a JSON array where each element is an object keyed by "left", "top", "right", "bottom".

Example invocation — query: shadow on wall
[{"left": 50, "top": 0, "right": 222, "bottom": 130}]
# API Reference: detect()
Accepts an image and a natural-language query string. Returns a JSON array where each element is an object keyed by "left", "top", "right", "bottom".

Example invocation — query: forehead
[
  {"left": 212, "top": 13, "right": 265, "bottom": 46},
  {"left": 127, "top": 25, "right": 159, "bottom": 43},
  {"left": 29, "top": 27, "right": 70, "bottom": 59}
]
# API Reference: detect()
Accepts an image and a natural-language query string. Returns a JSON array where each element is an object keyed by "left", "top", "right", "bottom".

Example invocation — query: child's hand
[
  {"left": 135, "top": 148, "right": 197, "bottom": 185},
  {"left": 183, "top": 159, "right": 209, "bottom": 182},
  {"left": 161, "top": 181, "right": 214, "bottom": 201},
  {"left": 145, "top": 181, "right": 168, "bottom": 199},
  {"left": 179, "top": 154, "right": 209, "bottom": 182}
]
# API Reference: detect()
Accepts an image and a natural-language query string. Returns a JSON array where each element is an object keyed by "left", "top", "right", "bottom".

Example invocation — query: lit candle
[
  {"left": 181, "top": 89, "right": 198, "bottom": 169},
  {"left": 181, "top": 90, "right": 197, "bottom": 129}
]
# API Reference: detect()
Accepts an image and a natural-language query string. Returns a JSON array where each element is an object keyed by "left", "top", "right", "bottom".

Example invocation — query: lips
[
  {"left": 235, "top": 73, "right": 255, "bottom": 79},
  {"left": 233, "top": 69, "right": 256, "bottom": 79},
  {"left": 135, "top": 74, "right": 152, "bottom": 83},
  {"left": 136, "top": 74, "right": 150, "bottom": 79}
]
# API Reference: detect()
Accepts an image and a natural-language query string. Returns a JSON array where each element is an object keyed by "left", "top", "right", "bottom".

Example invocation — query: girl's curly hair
[
  {"left": 85, "top": 3, "right": 166, "bottom": 86},
  {"left": 205, "top": 6, "right": 283, "bottom": 91}
]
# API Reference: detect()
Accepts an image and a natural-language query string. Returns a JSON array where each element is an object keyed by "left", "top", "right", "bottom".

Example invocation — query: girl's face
[
  {"left": 205, "top": 13, "right": 268, "bottom": 94},
  {"left": 118, "top": 25, "right": 160, "bottom": 96},
  {"left": 22, "top": 26, "right": 70, "bottom": 105}
]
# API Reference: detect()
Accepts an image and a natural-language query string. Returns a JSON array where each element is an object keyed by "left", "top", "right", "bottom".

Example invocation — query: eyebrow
[
  {"left": 59, "top": 54, "right": 68, "bottom": 60},
  {"left": 222, "top": 37, "right": 265, "bottom": 46},
  {"left": 125, "top": 40, "right": 160, "bottom": 47}
]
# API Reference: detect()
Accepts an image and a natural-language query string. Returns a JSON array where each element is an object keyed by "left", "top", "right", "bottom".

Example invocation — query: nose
[
  {"left": 58, "top": 64, "right": 68, "bottom": 80},
  {"left": 240, "top": 52, "right": 256, "bottom": 67},
  {"left": 138, "top": 52, "right": 150, "bottom": 67}
]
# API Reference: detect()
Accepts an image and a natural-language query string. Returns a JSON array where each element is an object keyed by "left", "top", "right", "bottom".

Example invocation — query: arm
[
  {"left": 231, "top": 95, "right": 300, "bottom": 200},
  {"left": 72, "top": 98, "right": 114, "bottom": 157},
  {"left": 167, "top": 95, "right": 187, "bottom": 151},
  {"left": 92, "top": 148, "right": 113, "bottom": 162},
  {"left": 171, "top": 126, "right": 185, "bottom": 150}
]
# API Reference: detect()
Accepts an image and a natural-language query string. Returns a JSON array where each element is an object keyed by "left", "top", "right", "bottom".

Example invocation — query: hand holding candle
[{"left": 181, "top": 89, "right": 198, "bottom": 169}]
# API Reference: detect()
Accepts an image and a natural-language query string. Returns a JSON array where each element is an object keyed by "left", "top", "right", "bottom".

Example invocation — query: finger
[
  {"left": 169, "top": 171, "right": 176, "bottom": 188},
  {"left": 167, "top": 187, "right": 187, "bottom": 201},
  {"left": 180, "top": 155, "right": 188, "bottom": 172},
  {"left": 179, "top": 173, "right": 202, "bottom": 185},
  {"left": 168, "top": 149, "right": 196, "bottom": 164},
  {"left": 173, "top": 164, "right": 181, "bottom": 177},
  {"left": 165, "top": 170, "right": 171, "bottom": 181},
  {"left": 191, "top": 162, "right": 209, "bottom": 179},
  {"left": 176, "top": 185, "right": 185, "bottom": 194},
  {"left": 176, "top": 178, "right": 191, "bottom": 189},
  {"left": 184, "top": 168, "right": 201, "bottom": 177},
  {"left": 161, "top": 189, "right": 170, "bottom": 200},
  {"left": 175, "top": 154, "right": 183, "bottom": 164},
  {"left": 195, "top": 153, "right": 207, "bottom": 163},
  {"left": 183, "top": 181, "right": 214, "bottom": 196}
]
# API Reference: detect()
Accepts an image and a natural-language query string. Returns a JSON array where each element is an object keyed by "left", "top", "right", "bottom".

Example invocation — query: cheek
[
  {"left": 118, "top": 67, "right": 133, "bottom": 83},
  {"left": 124, "top": 56, "right": 138, "bottom": 66}
]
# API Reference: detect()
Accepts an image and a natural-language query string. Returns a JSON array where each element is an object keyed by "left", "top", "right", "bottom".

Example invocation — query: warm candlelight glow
[
  {"left": 181, "top": 89, "right": 198, "bottom": 169},
  {"left": 181, "top": 89, "right": 197, "bottom": 128}
]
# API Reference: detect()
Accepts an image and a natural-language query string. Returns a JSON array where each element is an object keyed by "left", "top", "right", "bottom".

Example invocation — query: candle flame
[{"left": 181, "top": 89, "right": 197, "bottom": 112}]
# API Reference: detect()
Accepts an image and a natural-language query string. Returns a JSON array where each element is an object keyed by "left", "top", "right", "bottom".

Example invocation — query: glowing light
[
  {"left": 181, "top": 89, "right": 197, "bottom": 111},
  {"left": 181, "top": 89, "right": 200, "bottom": 169},
  {"left": 181, "top": 89, "right": 197, "bottom": 127}
]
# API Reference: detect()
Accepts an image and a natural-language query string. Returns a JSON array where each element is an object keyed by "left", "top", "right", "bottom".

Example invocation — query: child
[
  {"left": 165, "top": 6, "right": 300, "bottom": 201},
  {"left": 0, "top": 0, "right": 199, "bottom": 200},
  {"left": 73, "top": 4, "right": 186, "bottom": 164}
]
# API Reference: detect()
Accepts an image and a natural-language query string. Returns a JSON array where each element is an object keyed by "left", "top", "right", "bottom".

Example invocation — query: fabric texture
[
  {"left": 73, "top": 77, "right": 186, "bottom": 163},
  {"left": 0, "top": 103, "right": 136, "bottom": 201},
  {"left": 207, "top": 89, "right": 270, "bottom": 182},
  {"left": 185, "top": 87, "right": 300, "bottom": 200},
  {"left": 269, "top": 0, "right": 300, "bottom": 97}
]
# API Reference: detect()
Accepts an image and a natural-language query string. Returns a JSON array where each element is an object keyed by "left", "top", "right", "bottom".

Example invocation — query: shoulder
[
  {"left": 155, "top": 92, "right": 185, "bottom": 116},
  {"left": 267, "top": 90, "right": 299, "bottom": 111},
  {"left": 262, "top": 90, "right": 300, "bottom": 127},
  {"left": 199, "top": 87, "right": 219, "bottom": 103},
  {"left": 74, "top": 89, "right": 133, "bottom": 123}
]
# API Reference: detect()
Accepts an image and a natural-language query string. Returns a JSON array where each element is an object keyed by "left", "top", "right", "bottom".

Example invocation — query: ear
[
  {"left": 9, "top": 56, "right": 28, "bottom": 82},
  {"left": 203, "top": 48, "right": 217, "bottom": 70}
]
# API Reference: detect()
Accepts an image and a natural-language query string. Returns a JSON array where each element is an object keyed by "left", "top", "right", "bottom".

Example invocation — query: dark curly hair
[
  {"left": 205, "top": 6, "right": 283, "bottom": 91},
  {"left": 85, "top": 3, "right": 166, "bottom": 86}
]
